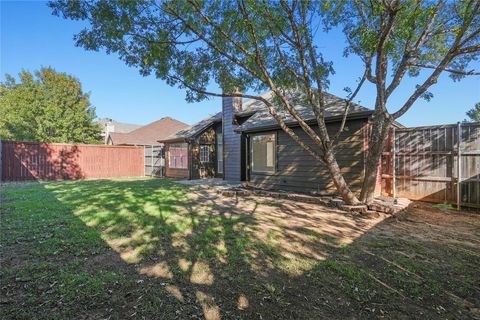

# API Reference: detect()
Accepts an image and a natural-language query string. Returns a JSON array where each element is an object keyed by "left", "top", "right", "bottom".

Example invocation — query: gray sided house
[
  {"left": 159, "top": 91, "right": 386, "bottom": 195},
  {"left": 160, "top": 113, "right": 223, "bottom": 179}
]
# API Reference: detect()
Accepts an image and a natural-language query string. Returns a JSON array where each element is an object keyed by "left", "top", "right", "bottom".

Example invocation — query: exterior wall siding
[
  {"left": 248, "top": 119, "right": 367, "bottom": 195},
  {"left": 222, "top": 97, "right": 242, "bottom": 181}
]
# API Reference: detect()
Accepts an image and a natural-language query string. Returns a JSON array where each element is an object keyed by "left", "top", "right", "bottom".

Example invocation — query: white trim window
[
  {"left": 200, "top": 145, "right": 210, "bottom": 163},
  {"left": 251, "top": 133, "right": 276, "bottom": 173},
  {"left": 217, "top": 132, "right": 223, "bottom": 173}
]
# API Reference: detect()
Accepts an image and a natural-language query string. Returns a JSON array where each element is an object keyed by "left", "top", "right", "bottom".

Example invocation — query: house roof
[
  {"left": 97, "top": 118, "right": 141, "bottom": 133},
  {"left": 238, "top": 91, "right": 374, "bottom": 132},
  {"left": 234, "top": 91, "right": 275, "bottom": 117},
  {"left": 159, "top": 112, "right": 222, "bottom": 143},
  {"left": 158, "top": 94, "right": 274, "bottom": 143},
  {"left": 108, "top": 117, "right": 189, "bottom": 145},
  {"left": 159, "top": 90, "right": 380, "bottom": 142}
]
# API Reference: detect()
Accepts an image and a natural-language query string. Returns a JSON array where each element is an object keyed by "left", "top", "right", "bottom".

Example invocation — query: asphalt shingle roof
[
  {"left": 159, "top": 91, "right": 373, "bottom": 141},
  {"left": 108, "top": 117, "right": 189, "bottom": 145},
  {"left": 159, "top": 112, "right": 222, "bottom": 142},
  {"left": 238, "top": 92, "right": 371, "bottom": 132}
]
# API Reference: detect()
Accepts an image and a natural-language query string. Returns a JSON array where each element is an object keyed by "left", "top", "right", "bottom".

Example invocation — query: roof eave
[
  {"left": 157, "top": 137, "right": 189, "bottom": 144},
  {"left": 239, "top": 110, "right": 374, "bottom": 133},
  {"left": 234, "top": 110, "right": 258, "bottom": 117},
  {"left": 159, "top": 115, "right": 222, "bottom": 144}
]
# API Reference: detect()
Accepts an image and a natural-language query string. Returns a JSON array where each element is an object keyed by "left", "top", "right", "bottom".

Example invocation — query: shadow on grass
[{"left": 1, "top": 178, "right": 479, "bottom": 319}]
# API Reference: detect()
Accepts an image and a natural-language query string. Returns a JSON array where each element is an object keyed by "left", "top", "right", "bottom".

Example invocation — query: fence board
[
  {"left": 144, "top": 145, "right": 164, "bottom": 177},
  {"left": 381, "top": 123, "right": 480, "bottom": 208},
  {"left": 1, "top": 140, "right": 144, "bottom": 181}
]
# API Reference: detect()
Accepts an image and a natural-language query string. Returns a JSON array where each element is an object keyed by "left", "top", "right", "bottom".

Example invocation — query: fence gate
[
  {"left": 381, "top": 122, "right": 480, "bottom": 208},
  {"left": 144, "top": 145, "right": 164, "bottom": 177}
]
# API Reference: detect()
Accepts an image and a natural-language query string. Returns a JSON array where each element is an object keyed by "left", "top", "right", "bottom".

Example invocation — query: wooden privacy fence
[
  {"left": 381, "top": 122, "right": 480, "bottom": 208},
  {"left": 0, "top": 140, "right": 144, "bottom": 181},
  {"left": 144, "top": 145, "right": 164, "bottom": 177}
]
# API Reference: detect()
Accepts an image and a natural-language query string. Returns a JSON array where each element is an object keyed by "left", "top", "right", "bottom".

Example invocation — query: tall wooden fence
[
  {"left": 144, "top": 145, "right": 164, "bottom": 177},
  {"left": 381, "top": 122, "right": 480, "bottom": 208},
  {"left": 0, "top": 140, "right": 144, "bottom": 181}
]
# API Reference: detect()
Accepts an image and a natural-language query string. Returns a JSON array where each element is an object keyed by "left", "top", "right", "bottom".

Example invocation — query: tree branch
[
  {"left": 392, "top": 0, "right": 480, "bottom": 119},
  {"left": 456, "top": 44, "right": 480, "bottom": 54},
  {"left": 186, "top": 0, "right": 254, "bottom": 58},
  {"left": 169, "top": 74, "right": 327, "bottom": 165},
  {"left": 162, "top": 3, "right": 264, "bottom": 81},
  {"left": 331, "top": 70, "right": 368, "bottom": 147},
  {"left": 238, "top": 0, "right": 329, "bottom": 157},
  {"left": 280, "top": 0, "right": 329, "bottom": 150},
  {"left": 386, "top": 0, "right": 443, "bottom": 98},
  {"left": 374, "top": 1, "right": 399, "bottom": 114},
  {"left": 409, "top": 63, "right": 480, "bottom": 75},
  {"left": 364, "top": 55, "right": 377, "bottom": 83}
]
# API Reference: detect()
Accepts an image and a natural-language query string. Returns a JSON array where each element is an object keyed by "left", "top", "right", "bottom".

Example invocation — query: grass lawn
[{"left": 1, "top": 178, "right": 479, "bottom": 319}]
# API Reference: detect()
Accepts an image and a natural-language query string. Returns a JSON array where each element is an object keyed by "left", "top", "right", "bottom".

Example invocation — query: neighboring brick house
[{"left": 107, "top": 117, "right": 189, "bottom": 146}]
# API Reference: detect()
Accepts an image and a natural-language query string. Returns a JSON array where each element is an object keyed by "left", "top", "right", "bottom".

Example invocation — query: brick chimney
[{"left": 222, "top": 92, "right": 243, "bottom": 181}]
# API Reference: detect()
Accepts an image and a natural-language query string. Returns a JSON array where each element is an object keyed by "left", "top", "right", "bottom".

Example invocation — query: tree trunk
[
  {"left": 324, "top": 149, "right": 360, "bottom": 204},
  {"left": 360, "top": 112, "right": 392, "bottom": 203}
]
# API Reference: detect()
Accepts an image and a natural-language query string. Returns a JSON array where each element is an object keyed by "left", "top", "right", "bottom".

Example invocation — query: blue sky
[{"left": 1, "top": 1, "right": 479, "bottom": 127}]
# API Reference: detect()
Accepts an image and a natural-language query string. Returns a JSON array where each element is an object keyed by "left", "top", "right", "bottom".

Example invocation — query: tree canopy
[
  {"left": 0, "top": 67, "right": 101, "bottom": 143},
  {"left": 324, "top": 0, "right": 480, "bottom": 118},
  {"left": 51, "top": 0, "right": 335, "bottom": 100},
  {"left": 466, "top": 102, "right": 480, "bottom": 121}
]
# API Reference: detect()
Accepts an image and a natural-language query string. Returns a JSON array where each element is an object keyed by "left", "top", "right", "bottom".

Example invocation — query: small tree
[
  {"left": 0, "top": 67, "right": 101, "bottom": 143},
  {"left": 466, "top": 102, "right": 480, "bottom": 121},
  {"left": 324, "top": 0, "right": 480, "bottom": 202}
]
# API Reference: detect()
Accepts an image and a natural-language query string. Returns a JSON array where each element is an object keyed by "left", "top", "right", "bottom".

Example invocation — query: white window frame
[
  {"left": 250, "top": 133, "right": 276, "bottom": 174},
  {"left": 199, "top": 145, "right": 210, "bottom": 163}
]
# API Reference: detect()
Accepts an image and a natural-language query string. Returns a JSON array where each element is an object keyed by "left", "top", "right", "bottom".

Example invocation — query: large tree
[
  {"left": 49, "top": 0, "right": 480, "bottom": 204},
  {"left": 0, "top": 67, "right": 101, "bottom": 143},
  {"left": 324, "top": 0, "right": 480, "bottom": 202}
]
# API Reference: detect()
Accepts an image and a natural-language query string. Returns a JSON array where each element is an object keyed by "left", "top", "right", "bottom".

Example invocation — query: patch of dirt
[
  {"left": 81, "top": 249, "right": 127, "bottom": 273},
  {"left": 383, "top": 202, "right": 480, "bottom": 249}
]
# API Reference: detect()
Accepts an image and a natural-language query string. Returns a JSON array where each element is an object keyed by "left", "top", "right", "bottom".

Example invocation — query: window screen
[
  {"left": 200, "top": 145, "right": 210, "bottom": 163},
  {"left": 169, "top": 144, "right": 188, "bottom": 169},
  {"left": 251, "top": 133, "right": 276, "bottom": 173}
]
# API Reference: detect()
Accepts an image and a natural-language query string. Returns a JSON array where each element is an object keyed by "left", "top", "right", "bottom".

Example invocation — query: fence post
[
  {"left": 160, "top": 145, "right": 165, "bottom": 177},
  {"left": 457, "top": 122, "right": 462, "bottom": 210},
  {"left": 143, "top": 145, "right": 146, "bottom": 177},
  {"left": 151, "top": 145, "right": 154, "bottom": 177},
  {"left": 392, "top": 127, "right": 397, "bottom": 200}
]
